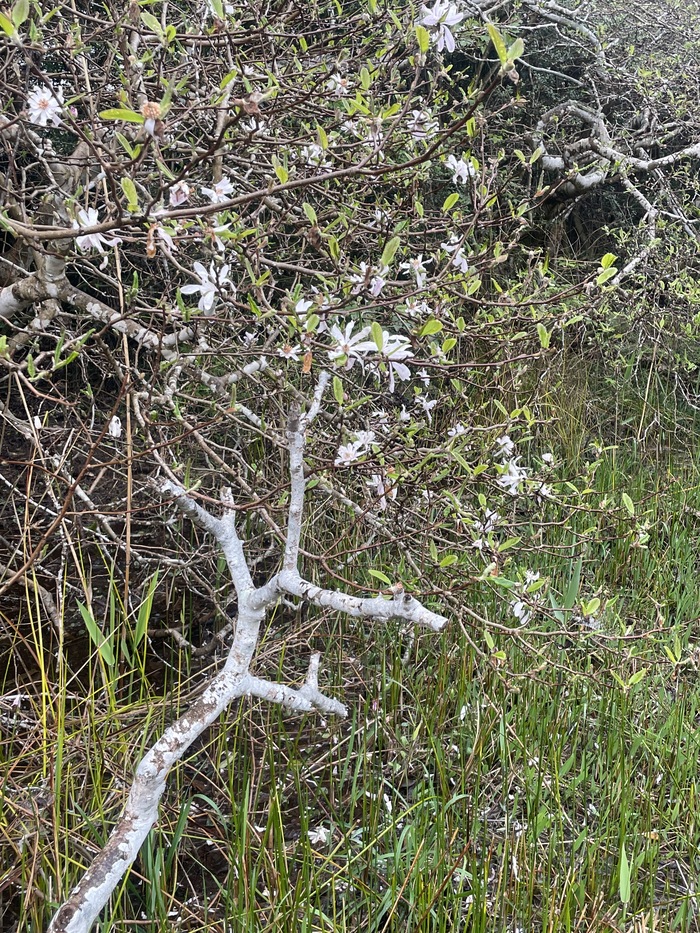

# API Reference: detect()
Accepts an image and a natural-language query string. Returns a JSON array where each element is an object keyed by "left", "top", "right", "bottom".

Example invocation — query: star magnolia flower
[
  {"left": 335, "top": 441, "right": 364, "bottom": 466},
  {"left": 327, "top": 321, "right": 371, "bottom": 369},
  {"left": 368, "top": 472, "right": 397, "bottom": 510},
  {"left": 278, "top": 343, "right": 302, "bottom": 362},
  {"left": 445, "top": 153, "right": 475, "bottom": 184},
  {"left": 416, "top": 396, "right": 438, "bottom": 422},
  {"left": 441, "top": 235, "right": 469, "bottom": 273},
  {"left": 369, "top": 267, "right": 389, "bottom": 297},
  {"left": 353, "top": 331, "right": 413, "bottom": 392},
  {"left": 511, "top": 599, "right": 531, "bottom": 624},
  {"left": 301, "top": 143, "right": 331, "bottom": 168},
  {"left": 353, "top": 430, "right": 376, "bottom": 449},
  {"left": 420, "top": 0, "right": 465, "bottom": 53},
  {"left": 74, "top": 208, "right": 122, "bottom": 253},
  {"left": 180, "top": 261, "right": 230, "bottom": 312},
  {"left": 495, "top": 434, "right": 515, "bottom": 459},
  {"left": 497, "top": 458, "right": 528, "bottom": 496},
  {"left": 201, "top": 175, "right": 234, "bottom": 204},
  {"left": 108, "top": 416, "right": 122, "bottom": 438},
  {"left": 407, "top": 109, "right": 439, "bottom": 140},
  {"left": 400, "top": 255, "right": 428, "bottom": 289},
  {"left": 327, "top": 74, "right": 352, "bottom": 96},
  {"left": 169, "top": 180, "right": 191, "bottom": 206},
  {"left": 26, "top": 84, "right": 63, "bottom": 127}
]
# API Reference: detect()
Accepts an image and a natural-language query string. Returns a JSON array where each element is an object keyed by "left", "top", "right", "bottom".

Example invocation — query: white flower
[
  {"left": 278, "top": 343, "right": 302, "bottom": 362},
  {"left": 108, "top": 416, "right": 122, "bottom": 438},
  {"left": 156, "top": 225, "right": 178, "bottom": 252},
  {"left": 348, "top": 262, "right": 371, "bottom": 294},
  {"left": 308, "top": 824, "right": 330, "bottom": 845},
  {"left": 353, "top": 331, "right": 413, "bottom": 393},
  {"left": 335, "top": 441, "right": 364, "bottom": 466},
  {"left": 535, "top": 483, "right": 553, "bottom": 502},
  {"left": 407, "top": 109, "right": 439, "bottom": 140},
  {"left": 420, "top": 0, "right": 465, "bottom": 53},
  {"left": 511, "top": 600, "right": 531, "bottom": 624},
  {"left": 417, "top": 368, "right": 431, "bottom": 386},
  {"left": 416, "top": 396, "right": 438, "bottom": 422},
  {"left": 353, "top": 430, "right": 376, "bottom": 449},
  {"left": 475, "top": 509, "right": 500, "bottom": 534},
  {"left": 169, "top": 181, "right": 191, "bottom": 206},
  {"left": 445, "top": 153, "right": 475, "bottom": 184},
  {"left": 441, "top": 235, "right": 469, "bottom": 273},
  {"left": 180, "top": 261, "right": 230, "bottom": 312},
  {"left": 201, "top": 176, "right": 234, "bottom": 204},
  {"left": 327, "top": 321, "right": 371, "bottom": 369},
  {"left": 368, "top": 472, "right": 397, "bottom": 510},
  {"left": 447, "top": 422, "right": 467, "bottom": 437},
  {"left": 400, "top": 254, "right": 428, "bottom": 289},
  {"left": 74, "top": 208, "right": 122, "bottom": 253},
  {"left": 301, "top": 143, "right": 331, "bottom": 168},
  {"left": 495, "top": 435, "right": 515, "bottom": 459},
  {"left": 327, "top": 74, "right": 352, "bottom": 96},
  {"left": 369, "top": 266, "right": 389, "bottom": 297},
  {"left": 26, "top": 84, "right": 63, "bottom": 127},
  {"left": 525, "top": 570, "right": 540, "bottom": 585},
  {"left": 403, "top": 297, "right": 431, "bottom": 318},
  {"left": 541, "top": 452, "right": 554, "bottom": 465},
  {"left": 497, "top": 458, "right": 527, "bottom": 496}
]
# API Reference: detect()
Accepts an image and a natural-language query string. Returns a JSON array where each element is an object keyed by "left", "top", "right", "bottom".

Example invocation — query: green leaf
[
  {"left": 0, "top": 11, "right": 16, "bottom": 36},
  {"left": 596, "top": 267, "right": 618, "bottom": 286},
  {"left": 415, "top": 23, "right": 430, "bottom": 53},
  {"left": 274, "top": 162, "right": 289, "bottom": 184},
  {"left": 601, "top": 252, "right": 617, "bottom": 269},
  {"left": 302, "top": 202, "right": 317, "bottom": 225},
  {"left": 619, "top": 843, "right": 630, "bottom": 905},
  {"left": 564, "top": 557, "right": 582, "bottom": 611},
  {"left": 487, "top": 22, "right": 508, "bottom": 65},
  {"left": 316, "top": 124, "right": 328, "bottom": 149},
  {"left": 332, "top": 375, "right": 344, "bottom": 405},
  {"left": 360, "top": 66, "right": 371, "bottom": 90},
  {"left": 134, "top": 570, "right": 159, "bottom": 646},
  {"left": 439, "top": 554, "right": 458, "bottom": 567},
  {"left": 11, "top": 0, "right": 29, "bottom": 27},
  {"left": 368, "top": 568, "right": 391, "bottom": 585},
  {"left": 77, "top": 601, "right": 115, "bottom": 666},
  {"left": 120, "top": 176, "right": 139, "bottom": 212},
  {"left": 141, "top": 10, "right": 164, "bottom": 37},
  {"left": 507, "top": 37, "right": 524, "bottom": 61},
  {"left": 442, "top": 337, "right": 456, "bottom": 353},
  {"left": 380, "top": 235, "right": 400, "bottom": 267},
  {"left": 581, "top": 597, "right": 601, "bottom": 617},
  {"left": 628, "top": 668, "right": 647, "bottom": 686},
  {"left": 622, "top": 492, "right": 635, "bottom": 516},
  {"left": 419, "top": 319, "right": 443, "bottom": 337},
  {"left": 442, "top": 192, "right": 460, "bottom": 212},
  {"left": 100, "top": 108, "right": 144, "bottom": 124},
  {"left": 371, "top": 321, "right": 384, "bottom": 352},
  {"left": 537, "top": 321, "right": 550, "bottom": 349}
]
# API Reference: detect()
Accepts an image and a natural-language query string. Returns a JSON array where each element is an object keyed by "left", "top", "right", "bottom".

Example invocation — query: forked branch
[{"left": 48, "top": 373, "right": 446, "bottom": 933}]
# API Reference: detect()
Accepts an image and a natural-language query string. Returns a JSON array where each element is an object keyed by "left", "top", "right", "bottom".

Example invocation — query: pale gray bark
[{"left": 48, "top": 373, "right": 446, "bottom": 933}]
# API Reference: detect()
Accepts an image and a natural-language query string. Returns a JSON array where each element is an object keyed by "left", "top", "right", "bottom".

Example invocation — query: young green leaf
[
  {"left": 371, "top": 321, "right": 384, "bottom": 352},
  {"left": 619, "top": 843, "right": 630, "bottom": 905},
  {"left": 380, "top": 235, "right": 400, "bottom": 267},
  {"left": 487, "top": 22, "right": 508, "bottom": 65},
  {"left": 415, "top": 23, "right": 430, "bottom": 53},
  {"left": 442, "top": 192, "right": 460, "bottom": 212}
]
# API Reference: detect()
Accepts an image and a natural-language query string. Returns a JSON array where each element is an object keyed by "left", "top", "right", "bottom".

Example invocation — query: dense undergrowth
[{"left": 4, "top": 355, "right": 700, "bottom": 933}]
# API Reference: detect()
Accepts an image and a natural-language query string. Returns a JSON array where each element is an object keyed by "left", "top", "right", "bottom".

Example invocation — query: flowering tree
[{"left": 2, "top": 0, "right": 699, "bottom": 929}]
